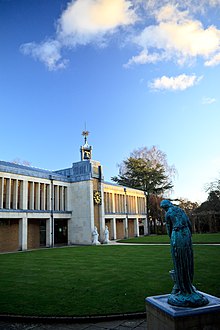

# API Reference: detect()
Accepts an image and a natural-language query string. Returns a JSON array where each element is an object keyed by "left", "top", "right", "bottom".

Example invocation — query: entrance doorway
[
  {"left": 54, "top": 219, "right": 68, "bottom": 245},
  {"left": 40, "top": 220, "right": 46, "bottom": 246}
]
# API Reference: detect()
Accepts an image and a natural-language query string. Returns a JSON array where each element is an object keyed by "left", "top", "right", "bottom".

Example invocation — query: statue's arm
[{"left": 166, "top": 214, "right": 172, "bottom": 238}]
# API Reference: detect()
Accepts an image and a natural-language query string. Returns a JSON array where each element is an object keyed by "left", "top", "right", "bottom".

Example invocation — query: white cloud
[
  {"left": 205, "top": 52, "right": 220, "bottom": 66},
  {"left": 20, "top": 0, "right": 137, "bottom": 70},
  {"left": 202, "top": 97, "right": 217, "bottom": 104},
  {"left": 57, "top": 0, "right": 137, "bottom": 46},
  {"left": 20, "top": 39, "right": 69, "bottom": 71},
  {"left": 20, "top": 0, "right": 220, "bottom": 70},
  {"left": 125, "top": 4, "right": 220, "bottom": 67},
  {"left": 149, "top": 74, "right": 203, "bottom": 91},
  {"left": 123, "top": 50, "right": 168, "bottom": 67}
]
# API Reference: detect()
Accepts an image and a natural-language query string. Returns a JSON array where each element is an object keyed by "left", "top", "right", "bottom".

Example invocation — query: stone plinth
[{"left": 146, "top": 292, "right": 220, "bottom": 330}]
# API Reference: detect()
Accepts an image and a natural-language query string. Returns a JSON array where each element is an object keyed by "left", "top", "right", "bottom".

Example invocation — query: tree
[
  {"left": 112, "top": 157, "right": 173, "bottom": 193},
  {"left": 178, "top": 198, "right": 199, "bottom": 217},
  {"left": 111, "top": 146, "right": 176, "bottom": 234},
  {"left": 194, "top": 178, "right": 220, "bottom": 233},
  {"left": 11, "top": 158, "right": 32, "bottom": 166},
  {"left": 199, "top": 176, "right": 220, "bottom": 213}
]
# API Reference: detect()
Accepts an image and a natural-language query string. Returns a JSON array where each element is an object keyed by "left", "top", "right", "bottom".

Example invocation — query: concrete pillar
[
  {"left": 112, "top": 192, "right": 115, "bottom": 213},
  {"left": 99, "top": 181, "right": 105, "bottom": 242},
  {"left": 46, "top": 218, "right": 52, "bottom": 247},
  {"left": 19, "top": 216, "right": 28, "bottom": 251},
  {"left": 54, "top": 185, "right": 59, "bottom": 211},
  {"left": 111, "top": 217, "right": 117, "bottom": 240},
  {"left": 21, "top": 180, "right": 28, "bottom": 210},
  {"left": 134, "top": 218, "right": 139, "bottom": 237},
  {"left": 6, "top": 178, "right": 11, "bottom": 209},
  {"left": 35, "top": 182, "right": 40, "bottom": 210},
  {"left": 64, "top": 186, "right": 68, "bottom": 211},
  {"left": 46, "top": 184, "right": 51, "bottom": 210},
  {"left": 41, "top": 183, "right": 46, "bottom": 210},
  {"left": 0, "top": 177, "right": 4, "bottom": 209},
  {"left": 124, "top": 217, "right": 128, "bottom": 238},
  {"left": 60, "top": 186, "right": 64, "bottom": 211},
  {"left": 30, "top": 181, "right": 35, "bottom": 210},
  {"left": 12, "top": 179, "right": 18, "bottom": 209},
  {"left": 144, "top": 216, "right": 149, "bottom": 235},
  {"left": 135, "top": 196, "right": 138, "bottom": 214}
]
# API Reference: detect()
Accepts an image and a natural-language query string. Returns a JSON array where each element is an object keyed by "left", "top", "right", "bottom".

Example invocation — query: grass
[
  {"left": 0, "top": 244, "right": 220, "bottom": 317},
  {"left": 118, "top": 233, "right": 220, "bottom": 244}
]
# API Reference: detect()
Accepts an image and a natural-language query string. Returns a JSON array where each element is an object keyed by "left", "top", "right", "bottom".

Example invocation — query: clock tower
[{"left": 80, "top": 130, "right": 92, "bottom": 161}]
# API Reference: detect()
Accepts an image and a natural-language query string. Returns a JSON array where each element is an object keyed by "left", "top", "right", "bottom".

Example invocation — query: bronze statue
[{"left": 160, "top": 200, "right": 209, "bottom": 307}]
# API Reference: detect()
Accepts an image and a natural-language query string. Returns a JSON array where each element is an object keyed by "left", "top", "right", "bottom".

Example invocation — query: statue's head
[{"left": 160, "top": 199, "right": 173, "bottom": 211}]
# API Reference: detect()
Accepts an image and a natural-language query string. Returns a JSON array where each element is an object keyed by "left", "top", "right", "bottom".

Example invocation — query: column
[
  {"left": 134, "top": 218, "right": 139, "bottom": 237},
  {"left": 111, "top": 217, "right": 117, "bottom": 240},
  {"left": 19, "top": 216, "right": 28, "bottom": 251},
  {"left": 12, "top": 179, "right": 18, "bottom": 209},
  {"left": 41, "top": 183, "right": 46, "bottom": 210},
  {"left": 135, "top": 196, "right": 138, "bottom": 214},
  {"left": 112, "top": 192, "right": 115, "bottom": 214},
  {"left": 29, "top": 181, "right": 35, "bottom": 210},
  {"left": 46, "top": 218, "right": 52, "bottom": 247},
  {"left": 0, "top": 177, "right": 4, "bottom": 209},
  {"left": 20, "top": 180, "right": 28, "bottom": 209},
  {"left": 144, "top": 216, "right": 149, "bottom": 235},
  {"left": 46, "top": 184, "right": 51, "bottom": 210},
  {"left": 54, "top": 185, "right": 59, "bottom": 211},
  {"left": 35, "top": 182, "right": 40, "bottom": 210},
  {"left": 99, "top": 181, "right": 105, "bottom": 242},
  {"left": 64, "top": 186, "right": 68, "bottom": 211},
  {"left": 60, "top": 186, "right": 64, "bottom": 211},
  {"left": 124, "top": 217, "right": 128, "bottom": 238},
  {"left": 6, "top": 178, "right": 11, "bottom": 209}
]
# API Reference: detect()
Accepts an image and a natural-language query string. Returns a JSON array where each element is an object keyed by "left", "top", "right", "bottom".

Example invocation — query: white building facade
[{"left": 0, "top": 138, "right": 148, "bottom": 253}]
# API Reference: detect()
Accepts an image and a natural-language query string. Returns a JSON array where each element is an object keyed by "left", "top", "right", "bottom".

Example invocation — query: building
[{"left": 0, "top": 133, "right": 148, "bottom": 253}]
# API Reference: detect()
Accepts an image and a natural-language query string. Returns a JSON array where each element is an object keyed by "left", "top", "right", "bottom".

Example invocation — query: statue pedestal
[{"left": 146, "top": 292, "right": 220, "bottom": 330}]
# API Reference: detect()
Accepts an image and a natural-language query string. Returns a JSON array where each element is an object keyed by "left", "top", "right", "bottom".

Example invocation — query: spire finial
[
  {"left": 82, "top": 129, "right": 89, "bottom": 144},
  {"left": 80, "top": 125, "right": 92, "bottom": 161},
  {"left": 82, "top": 122, "right": 89, "bottom": 144}
]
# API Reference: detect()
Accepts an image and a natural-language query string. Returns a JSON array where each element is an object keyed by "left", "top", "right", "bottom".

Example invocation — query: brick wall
[
  {"left": 116, "top": 220, "right": 124, "bottom": 239},
  {"left": 128, "top": 219, "right": 134, "bottom": 237},
  {"left": 0, "top": 219, "right": 19, "bottom": 252},
  {"left": 28, "top": 219, "right": 40, "bottom": 249}
]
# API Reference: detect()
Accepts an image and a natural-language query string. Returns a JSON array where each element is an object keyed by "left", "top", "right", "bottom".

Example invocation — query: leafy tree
[
  {"left": 194, "top": 177, "right": 220, "bottom": 233},
  {"left": 111, "top": 146, "right": 176, "bottom": 234},
  {"left": 11, "top": 158, "right": 31, "bottom": 166},
  {"left": 196, "top": 190, "right": 220, "bottom": 213},
  {"left": 178, "top": 198, "right": 199, "bottom": 217},
  {"left": 149, "top": 194, "right": 165, "bottom": 234},
  {"left": 112, "top": 157, "right": 173, "bottom": 194}
]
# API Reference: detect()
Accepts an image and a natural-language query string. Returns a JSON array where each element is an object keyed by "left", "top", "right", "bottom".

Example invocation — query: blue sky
[{"left": 1, "top": 0, "right": 220, "bottom": 203}]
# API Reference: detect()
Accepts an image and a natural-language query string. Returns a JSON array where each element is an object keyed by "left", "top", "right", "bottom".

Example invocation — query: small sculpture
[
  {"left": 92, "top": 226, "right": 100, "bottom": 245},
  {"left": 160, "top": 200, "right": 209, "bottom": 307},
  {"left": 103, "top": 225, "right": 110, "bottom": 244}
]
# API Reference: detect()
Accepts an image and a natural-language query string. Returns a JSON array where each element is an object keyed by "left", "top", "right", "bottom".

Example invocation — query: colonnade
[
  {"left": 0, "top": 176, "right": 68, "bottom": 212},
  {"left": 18, "top": 216, "right": 54, "bottom": 251},
  {"left": 105, "top": 216, "right": 148, "bottom": 240},
  {"left": 104, "top": 191, "right": 146, "bottom": 215}
]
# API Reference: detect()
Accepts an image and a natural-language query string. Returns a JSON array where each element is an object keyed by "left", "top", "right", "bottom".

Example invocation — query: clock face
[{"left": 94, "top": 191, "right": 102, "bottom": 205}]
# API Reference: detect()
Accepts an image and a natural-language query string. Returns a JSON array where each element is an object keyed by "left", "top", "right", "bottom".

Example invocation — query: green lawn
[
  {"left": 0, "top": 244, "right": 219, "bottom": 317},
  {"left": 118, "top": 233, "right": 220, "bottom": 244}
]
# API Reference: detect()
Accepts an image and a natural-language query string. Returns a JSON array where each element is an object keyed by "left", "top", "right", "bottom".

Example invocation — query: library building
[{"left": 0, "top": 133, "right": 148, "bottom": 253}]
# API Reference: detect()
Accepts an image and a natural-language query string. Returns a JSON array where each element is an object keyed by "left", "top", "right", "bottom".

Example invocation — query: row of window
[
  {"left": 0, "top": 177, "right": 68, "bottom": 211},
  {"left": 104, "top": 192, "right": 146, "bottom": 214}
]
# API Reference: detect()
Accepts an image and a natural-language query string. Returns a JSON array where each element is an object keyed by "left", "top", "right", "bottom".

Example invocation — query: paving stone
[
  {"left": 0, "top": 318, "right": 147, "bottom": 330},
  {"left": 120, "top": 320, "right": 144, "bottom": 328}
]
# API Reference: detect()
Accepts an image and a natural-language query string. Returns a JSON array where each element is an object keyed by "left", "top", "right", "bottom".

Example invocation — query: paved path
[{"left": 0, "top": 317, "right": 147, "bottom": 330}]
